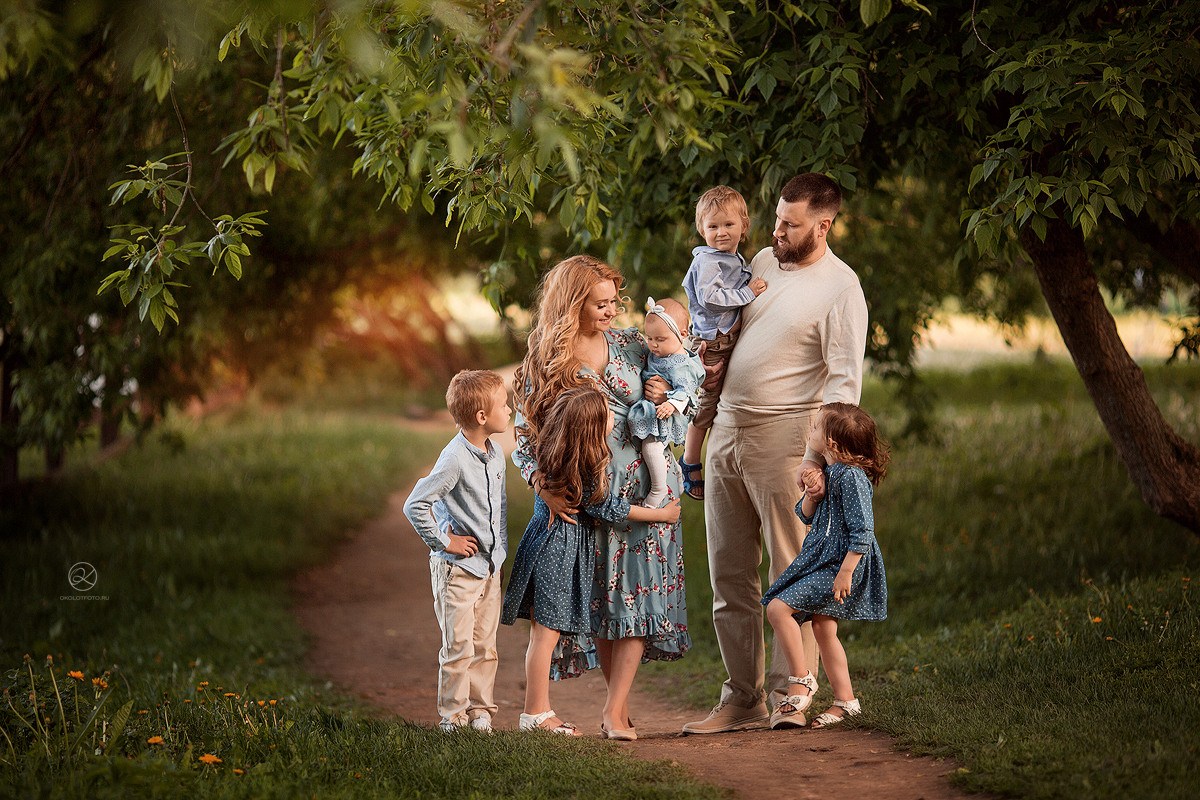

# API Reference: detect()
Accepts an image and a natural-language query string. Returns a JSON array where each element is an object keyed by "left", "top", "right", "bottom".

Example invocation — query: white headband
[{"left": 645, "top": 297, "right": 684, "bottom": 344}]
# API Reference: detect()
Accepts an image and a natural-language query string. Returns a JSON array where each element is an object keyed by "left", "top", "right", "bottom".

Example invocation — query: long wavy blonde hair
[
  {"left": 535, "top": 388, "right": 612, "bottom": 507},
  {"left": 514, "top": 255, "right": 624, "bottom": 453}
]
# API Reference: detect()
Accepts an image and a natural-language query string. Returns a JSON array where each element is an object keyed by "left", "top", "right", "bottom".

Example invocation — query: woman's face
[{"left": 579, "top": 280, "right": 619, "bottom": 334}]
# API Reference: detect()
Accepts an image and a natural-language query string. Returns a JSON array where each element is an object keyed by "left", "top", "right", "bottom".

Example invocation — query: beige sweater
[{"left": 716, "top": 245, "right": 868, "bottom": 427}]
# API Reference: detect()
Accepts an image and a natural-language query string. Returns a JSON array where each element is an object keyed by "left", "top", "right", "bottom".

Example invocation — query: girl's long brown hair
[
  {"left": 513, "top": 255, "right": 623, "bottom": 455},
  {"left": 821, "top": 402, "right": 890, "bottom": 485},
  {"left": 535, "top": 388, "right": 612, "bottom": 507}
]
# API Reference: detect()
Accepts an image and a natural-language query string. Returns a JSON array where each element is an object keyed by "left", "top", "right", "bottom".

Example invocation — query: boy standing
[
  {"left": 679, "top": 186, "right": 767, "bottom": 500},
  {"left": 403, "top": 369, "right": 510, "bottom": 732}
]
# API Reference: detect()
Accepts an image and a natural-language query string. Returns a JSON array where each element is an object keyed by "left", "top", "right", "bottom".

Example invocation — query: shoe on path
[{"left": 681, "top": 700, "right": 769, "bottom": 734}]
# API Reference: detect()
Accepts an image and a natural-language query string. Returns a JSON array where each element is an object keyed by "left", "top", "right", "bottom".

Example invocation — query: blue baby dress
[
  {"left": 762, "top": 462, "right": 887, "bottom": 622},
  {"left": 626, "top": 351, "right": 705, "bottom": 445}
]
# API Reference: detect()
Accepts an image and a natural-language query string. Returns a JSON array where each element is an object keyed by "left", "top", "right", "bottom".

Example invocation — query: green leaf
[{"left": 860, "top": 0, "right": 893, "bottom": 26}]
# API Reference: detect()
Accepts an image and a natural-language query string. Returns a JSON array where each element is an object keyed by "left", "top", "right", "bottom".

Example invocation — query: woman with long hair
[{"left": 511, "top": 255, "right": 691, "bottom": 739}]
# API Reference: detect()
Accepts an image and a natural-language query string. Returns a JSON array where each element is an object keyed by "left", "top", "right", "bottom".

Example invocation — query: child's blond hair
[
  {"left": 446, "top": 369, "right": 506, "bottom": 428},
  {"left": 695, "top": 185, "right": 750, "bottom": 236}
]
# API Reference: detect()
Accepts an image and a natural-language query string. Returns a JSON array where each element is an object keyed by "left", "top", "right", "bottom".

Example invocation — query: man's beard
[{"left": 772, "top": 227, "right": 818, "bottom": 265}]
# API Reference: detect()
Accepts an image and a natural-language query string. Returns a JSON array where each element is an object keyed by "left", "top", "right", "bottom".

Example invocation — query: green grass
[
  {"left": 643, "top": 359, "right": 1200, "bottom": 798},
  {"left": 0, "top": 403, "right": 717, "bottom": 799}
]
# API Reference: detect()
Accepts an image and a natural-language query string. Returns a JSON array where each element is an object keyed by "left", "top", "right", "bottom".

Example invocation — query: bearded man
[{"left": 682, "top": 173, "right": 870, "bottom": 734}]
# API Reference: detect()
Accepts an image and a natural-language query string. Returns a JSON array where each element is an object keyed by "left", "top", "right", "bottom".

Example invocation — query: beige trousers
[
  {"left": 705, "top": 414, "right": 820, "bottom": 708},
  {"left": 429, "top": 556, "right": 501, "bottom": 725}
]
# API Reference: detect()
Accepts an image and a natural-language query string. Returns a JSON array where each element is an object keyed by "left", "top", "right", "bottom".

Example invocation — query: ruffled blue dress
[
  {"left": 501, "top": 491, "right": 633, "bottom": 680},
  {"left": 762, "top": 462, "right": 887, "bottom": 622},
  {"left": 626, "top": 351, "right": 705, "bottom": 445}
]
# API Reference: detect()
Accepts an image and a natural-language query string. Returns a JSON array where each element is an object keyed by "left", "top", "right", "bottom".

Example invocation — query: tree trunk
[
  {"left": 1021, "top": 218, "right": 1200, "bottom": 534},
  {"left": 0, "top": 340, "right": 18, "bottom": 489}
]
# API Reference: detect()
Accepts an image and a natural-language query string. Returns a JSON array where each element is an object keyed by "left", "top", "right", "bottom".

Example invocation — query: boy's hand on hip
[{"left": 443, "top": 526, "right": 479, "bottom": 557}]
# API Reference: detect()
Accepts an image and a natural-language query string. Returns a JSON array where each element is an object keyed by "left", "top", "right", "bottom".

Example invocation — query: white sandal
[
  {"left": 519, "top": 710, "right": 579, "bottom": 735},
  {"left": 809, "top": 697, "right": 861, "bottom": 729},
  {"left": 770, "top": 672, "right": 818, "bottom": 729}
]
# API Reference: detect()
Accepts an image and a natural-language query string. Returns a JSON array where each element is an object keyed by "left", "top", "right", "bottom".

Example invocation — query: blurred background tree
[{"left": 1, "top": 0, "right": 1196, "bottom": 531}]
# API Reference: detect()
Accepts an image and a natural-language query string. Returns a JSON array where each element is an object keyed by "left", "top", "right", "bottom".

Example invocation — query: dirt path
[{"left": 293, "top": 417, "right": 977, "bottom": 800}]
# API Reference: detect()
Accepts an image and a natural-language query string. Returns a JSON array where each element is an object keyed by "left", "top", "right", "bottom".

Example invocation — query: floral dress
[
  {"left": 761, "top": 462, "right": 887, "bottom": 622},
  {"left": 514, "top": 327, "right": 691, "bottom": 664}
]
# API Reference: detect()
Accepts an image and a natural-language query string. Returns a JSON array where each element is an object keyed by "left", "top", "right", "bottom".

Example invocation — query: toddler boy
[
  {"left": 679, "top": 186, "right": 767, "bottom": 499},
  {"left": 403, "top": 369, "right": 510, "bottom": 732}
]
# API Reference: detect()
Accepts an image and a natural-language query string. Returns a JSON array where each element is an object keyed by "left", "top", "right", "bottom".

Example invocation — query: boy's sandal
[
  {"left": 519, "top": 710, "right": 580, "bottom": 736},
  {"left": 678, "top": 456, "right": 705, "bottom": 500},
  {"left": 809, "top": 698, "right": 862, "bottom": 730}
]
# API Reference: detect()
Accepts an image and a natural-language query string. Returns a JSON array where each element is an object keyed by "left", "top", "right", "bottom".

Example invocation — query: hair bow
[{"left": 644, "top": 297, "right": 684, "bottom": 343}]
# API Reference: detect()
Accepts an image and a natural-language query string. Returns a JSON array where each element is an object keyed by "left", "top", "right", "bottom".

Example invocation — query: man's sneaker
[
  {"left": 681, "top": 700, "right": 769, "bottom": 734},
  {"left": 438, "top": 719, "right": 466, "bottom": 732},
  {"left": 470, "top": 715, "right": 493, "bottom": 733}
]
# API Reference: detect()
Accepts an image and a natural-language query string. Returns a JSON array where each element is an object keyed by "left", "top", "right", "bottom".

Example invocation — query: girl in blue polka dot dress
[
  {"left": 502, "top": 388, "right": 681, "bottom": 736},
  {"left": 762, "top": 402, "right": 889, "bottom": 730}
]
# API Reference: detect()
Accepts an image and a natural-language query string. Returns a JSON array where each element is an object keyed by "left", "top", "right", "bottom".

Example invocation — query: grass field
[
  {"left": 3, "top": 359, "right": 1198, "bottom": 798},
  {"left": 0, "top": 404, "right": 713, "bottom": 799},
  {"left": 638, "top": 359, "right": 1200, "bottom": 798}
]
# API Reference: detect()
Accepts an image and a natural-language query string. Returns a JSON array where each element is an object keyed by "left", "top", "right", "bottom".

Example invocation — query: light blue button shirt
[
  {"left": 402, "top": 432, "right": 507, "bottom": 578},
  {"left": 682, "top": 246, "right": 756, "bottom": 339}
]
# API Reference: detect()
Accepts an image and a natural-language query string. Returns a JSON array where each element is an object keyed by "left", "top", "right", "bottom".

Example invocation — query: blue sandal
[{"left": 678, "top": 455, "right": 704, "bottom": 501}]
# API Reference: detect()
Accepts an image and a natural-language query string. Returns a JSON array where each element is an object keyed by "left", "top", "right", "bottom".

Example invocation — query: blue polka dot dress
[
  {"left": 500, "top": 491, "right": 633, "bottom": 680},
  {"left": 762, "top": 462, "right": 887, "bottom": 622}
]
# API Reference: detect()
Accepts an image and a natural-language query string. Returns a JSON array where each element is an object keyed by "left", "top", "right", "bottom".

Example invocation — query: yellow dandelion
[
  {"left": 147, "top": 736, "right": 164, "bottom": 745},
  {"left": 68, "top": 670, "right": 84, "bottom": 681},
  {"left": 257, "top": 700, "right": 266, "bottom": 707},
  {"left": 197, "top": 681, "right": 209, "bottom": 688},
  {"left": 1091, "top": 616, "right": 1103, "bottom": 623},
  {"left": 233, "top": 768, "right": 245, "bottom": 776},
  {"left": 1105, "top": 636, "right": 1114, "bottom": 641},
  {"left": 138, "top": 710, "right": 149, "bottom": 715},
  {"left": 1002, "top": 623, "right": 1012, "bottom": 629},
  {"left": 198, "top": 753, "right": 222, "bottom": 765},
  {"left": 268, "top": 699, "right": 277, "bottom": 706},
  {"left": 184, "top": 699, "right": 192, "bottom": 704},
  {"left": 1026, "top": 635, "right": 1035, "bottom": 642},
  {"left": 224, "top": 692, "right": 237, "bottom": 698},
  {"left": 92, "top": 677, "right": 108, "bottom": 689}
]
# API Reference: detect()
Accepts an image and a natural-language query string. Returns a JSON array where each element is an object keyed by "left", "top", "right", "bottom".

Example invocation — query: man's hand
[
  {"left": 443, "top": 525, "right": 479, "bottom": 557},
  {"left": 644, "top": 375, "right": 670, "bottom": 404},
  {"left": 750, "top": 277, "right": 768, "bottom": 296},
  {"left": 700, "top": 355, "right": 725, "bottom": 392},
  {"left": 798, "top": 463, "right": 825, "bottom": 502},
  {"left": 655, "top": 401, "right": 675, "bottom": 419}
]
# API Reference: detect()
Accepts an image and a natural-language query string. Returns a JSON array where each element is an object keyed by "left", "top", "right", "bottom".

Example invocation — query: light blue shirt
[
  {"left": 402, "top": 431, "right": 507, "bottom": 578},
  {"left": 682, "top": 246, "right": 756, "bottom": 339}
]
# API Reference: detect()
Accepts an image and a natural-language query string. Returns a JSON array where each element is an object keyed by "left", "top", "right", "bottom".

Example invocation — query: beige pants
[
  {"left": 429, "top": 556, "right": 501, "bottom": 725},
  {"left": 705, "top": 414, "right": 820, "bottom": 708}
]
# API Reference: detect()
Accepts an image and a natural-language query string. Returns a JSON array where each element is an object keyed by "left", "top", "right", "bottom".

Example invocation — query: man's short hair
[
  {"left": 446, "top": 369, "right": 505, "bottom": 428},
  {"left": 695, "top": 185, "right": 750, "bottom": 235},
  {"left": 780, "top": 173, "right": 842, "bottom": 217}
]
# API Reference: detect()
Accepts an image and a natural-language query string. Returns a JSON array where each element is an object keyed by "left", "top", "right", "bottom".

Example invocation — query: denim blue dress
[
  {"left": 762, "top": 462, "right": 887, "bottom": 622},
  {"left": 500, "top": 492, "right": 631, "bottom": 680}
]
